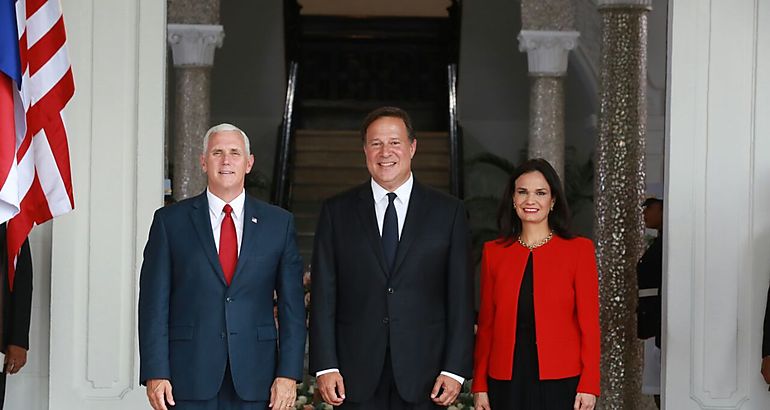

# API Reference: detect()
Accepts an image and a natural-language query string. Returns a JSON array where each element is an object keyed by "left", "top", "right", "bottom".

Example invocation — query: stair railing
[
  {"left": 447, "top": 63, "right": 463, "bottom": 199},
  {"left": 271, "top": 61, "right": 299, "bottom": 208}
]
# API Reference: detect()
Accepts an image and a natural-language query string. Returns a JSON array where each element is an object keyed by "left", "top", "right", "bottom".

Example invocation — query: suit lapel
[
  {"left": 190, "top": 193, "right": 227, "bottom": 285},
  {"left": 391, "top": 180, "right": 430, "bottom": 275},
  {"left": 355, "top": 184, "right": 389, "bottom": 277},
  {"left": 231, "top": 196, "right": 263, "bottom": 286}
]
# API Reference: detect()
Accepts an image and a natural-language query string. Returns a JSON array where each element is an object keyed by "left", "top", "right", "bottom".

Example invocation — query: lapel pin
[{"left": 251, "top": 217, "right": 258, "bottom": 224}]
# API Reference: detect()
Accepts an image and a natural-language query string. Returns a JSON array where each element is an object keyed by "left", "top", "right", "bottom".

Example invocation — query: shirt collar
[
  {"left": 371, "top": 173, "right": 413, "bottom": 204},
  {"left": 207, "top": 188, "right": 246, "bottom": 218}
]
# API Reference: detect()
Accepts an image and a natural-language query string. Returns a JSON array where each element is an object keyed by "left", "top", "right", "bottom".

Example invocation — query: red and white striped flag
[{"left": 0, "top": 0, "right": 74, "bottom": 290}]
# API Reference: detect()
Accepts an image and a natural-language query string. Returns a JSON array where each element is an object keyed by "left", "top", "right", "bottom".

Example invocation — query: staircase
[{"left": 291, "top": 129, "right": 451, "bottom": 263}]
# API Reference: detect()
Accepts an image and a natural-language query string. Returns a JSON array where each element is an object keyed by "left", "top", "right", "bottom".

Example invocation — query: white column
[
  {"left": 167, "top": 24, "right": 224, "bottom": 67},
  {"left": 517, "top": 30, "right": 579, "bottom": 180},
  {"left": 518, "top": 30, "right": 579, "bottom": 76},
  {"left": 44, "top": 0, "right": 166, "bottom": 408},
  {"left": 665, "top": 0, "right": 770, "bottom": 409}
]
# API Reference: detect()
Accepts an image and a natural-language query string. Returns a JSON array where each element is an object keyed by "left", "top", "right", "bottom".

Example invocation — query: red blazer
[{"left": 472, "top": 235, "right": 601, "bottom": 396}]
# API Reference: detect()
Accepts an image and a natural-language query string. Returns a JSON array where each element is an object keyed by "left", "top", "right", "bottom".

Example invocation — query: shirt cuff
[
  {"left": 316, "top": 368, "right": 340, "bottom": 377},
  {"left": 441, "top": 371, "right": 465, "bottom": 385}
]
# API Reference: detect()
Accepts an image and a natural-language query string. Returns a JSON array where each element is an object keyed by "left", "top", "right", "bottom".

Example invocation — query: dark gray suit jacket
[{"left": 309, "top": 180, "right": 474, "bottom": 403}]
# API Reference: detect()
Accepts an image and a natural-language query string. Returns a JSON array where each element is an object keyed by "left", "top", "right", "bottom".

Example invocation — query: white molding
[
  {"left": 517, "top": 30, "right": 579, "bottom": 76},
  {"left": 48, "top": 0, "right": 166, "bottom": 407},
  {"left": 167, "top": 23, "right": 224, "bottom": 67},
  {"left": 665, "top": 0, "right": 768, "bottom": 408}
]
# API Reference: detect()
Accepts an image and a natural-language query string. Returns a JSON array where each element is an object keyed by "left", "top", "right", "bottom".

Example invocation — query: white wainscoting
[{"left": 664, "top": 0, "right": 770, "bottom": 408}]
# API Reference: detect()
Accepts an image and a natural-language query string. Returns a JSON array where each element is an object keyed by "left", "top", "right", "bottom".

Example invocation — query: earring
[{"left": 550, "top": 203, "right": 554, "bottom": 211}]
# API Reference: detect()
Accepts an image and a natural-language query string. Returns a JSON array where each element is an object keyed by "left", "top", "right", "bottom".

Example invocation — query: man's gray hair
[{"left": 202, "top": 123, "right": 251, "bottom": 155}]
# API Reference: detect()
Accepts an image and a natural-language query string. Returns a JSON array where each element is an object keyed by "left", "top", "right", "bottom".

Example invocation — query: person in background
[
  {"left": 473, "top": 158, "right": 600, "bottom": 410},
  {"left": 637, "top": 196, "right": 663, "bottom": 407},
  {"left": 0, "top": 223, "right": 33, "bottom": 410}
]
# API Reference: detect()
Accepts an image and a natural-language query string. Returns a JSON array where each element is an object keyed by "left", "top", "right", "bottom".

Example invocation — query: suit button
[
  {"left": 387, "top": 287, "right": 394, "bottom": 294},
  {"left": 383, "top": 317, "right": 389, "bottom": 325},
  {"left": 226, "top": 297, "right": 233, "bottom": 303},
  {"left": 220, "top": 332, "right": 226, "bottom": 339}
]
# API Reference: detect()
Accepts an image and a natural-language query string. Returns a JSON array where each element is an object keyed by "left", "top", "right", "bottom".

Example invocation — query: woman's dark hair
[
  {"left": 360, "top": 106, "right": 416, "bottom": 142},
  {"left": 496, "top": 158, "right": 574, "bottom": 245}
]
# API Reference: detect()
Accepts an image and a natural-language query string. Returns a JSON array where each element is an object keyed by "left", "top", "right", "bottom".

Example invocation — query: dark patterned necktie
[{"left": 382, "top": 193, "right": 398, "bottom": 273}]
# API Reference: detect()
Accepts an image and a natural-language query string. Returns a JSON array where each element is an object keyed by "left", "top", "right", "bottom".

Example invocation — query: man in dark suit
[
  {"left": 0, "top": 223, "right": 33, "bottom": 410},
  {"left": 139, "top": 124, "right": 305, "bottom": 410},
  {"left": 309, "top": 107, "right": 475, "bottom": 409}
]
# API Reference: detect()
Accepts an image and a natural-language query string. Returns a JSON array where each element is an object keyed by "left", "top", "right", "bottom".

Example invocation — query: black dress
[{"left": 487, "top": 252, "right": 580, "bottom": 409}]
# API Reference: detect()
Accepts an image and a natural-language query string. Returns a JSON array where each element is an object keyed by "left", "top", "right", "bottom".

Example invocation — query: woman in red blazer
[{"left": 473, "top": 159, "right": 600, "bottom": 410}]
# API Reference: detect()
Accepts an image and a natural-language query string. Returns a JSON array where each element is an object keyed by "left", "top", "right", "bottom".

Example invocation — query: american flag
[{"left": 0, "top": 0, "right": 74, "bottom": 290}]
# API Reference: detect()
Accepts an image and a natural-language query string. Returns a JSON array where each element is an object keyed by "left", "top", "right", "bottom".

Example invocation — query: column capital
[
  {"left": 517, "top": 30, "right": 580, "bottom": 76},
  {"left": 167, "top": 24, "right": 224, "bottom": 67},
  {"left": 597, "top": 0, "right": 652, "bottom": 10}
]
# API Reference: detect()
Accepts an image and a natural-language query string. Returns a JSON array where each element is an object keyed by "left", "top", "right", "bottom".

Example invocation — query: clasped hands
[
  {"left": 317, "top": 371, "right": 462, "bottom": 406},
  {"left": 145, "top": 377, "right": 296, "bottom": 409}
]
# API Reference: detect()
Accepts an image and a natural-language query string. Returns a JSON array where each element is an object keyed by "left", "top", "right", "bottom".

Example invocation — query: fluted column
[
  {"left": 167, "top": 0, "right": 223, "bottom": 200},
  {"left": 594, "top": 0, "right": 651, "bottom": 408},
  {"left": 517, "top": 30, "right": 579, "bottom": 180}
]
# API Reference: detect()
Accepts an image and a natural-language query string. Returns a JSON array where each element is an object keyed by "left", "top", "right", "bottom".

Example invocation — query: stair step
[
  {"left": 294, "top": 151, "right": 449, "bottom": 168},
  {"left": 293, "top": 168, "right": 449, "bottom": 186},
  {"left": 295, "top": 130, "right": 449, "bottom": 153},
  {"left": 292, "top": 183, "right": 450, "bottom": 202}
]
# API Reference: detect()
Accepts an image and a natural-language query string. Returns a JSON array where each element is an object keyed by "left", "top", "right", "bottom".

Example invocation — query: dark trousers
[
  {"left": 173, "top": 365, "right": 267, "bottom": 410},
  {"left": 340, "top": 349, "right": 442, "bottom": 410}
]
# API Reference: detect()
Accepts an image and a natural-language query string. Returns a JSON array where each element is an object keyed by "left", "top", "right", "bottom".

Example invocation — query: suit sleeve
[
  {"left": 6, "top": 238, "right": 33, "bottom": 349},
  {"left": 471, "top": 243, "right": 494, "bottom": 393},
  {"left": 442, "top": 201, "right": 475, "bottom": 379},
  {"left": 762, "top": 288, "right": 770, "bottom": 357},
  {"left": 138, "top": 210, "right": 173, "bottom": 385},
  {"left": 275, "top": 214, "right": 306, "bottom": 380},
  {"left": 309, "top": 201, "right": 339, "bottom": 374},
  {"left": 575, "top": 239, "right": 601, "bottom": 396}
]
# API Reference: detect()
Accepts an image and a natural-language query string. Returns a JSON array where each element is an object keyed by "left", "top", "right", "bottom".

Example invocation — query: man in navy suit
[{"left": 139, "top": 124, "right": 305, "bottom": 410}]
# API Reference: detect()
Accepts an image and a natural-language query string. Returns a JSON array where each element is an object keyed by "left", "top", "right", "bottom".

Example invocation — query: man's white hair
[{"left": 202, "top": 123, "right": 251, "bottom": 155}]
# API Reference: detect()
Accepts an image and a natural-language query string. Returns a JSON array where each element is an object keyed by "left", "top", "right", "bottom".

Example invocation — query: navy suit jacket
[{"left": 138, "top": 192, "right": 305, "bottom": 401}]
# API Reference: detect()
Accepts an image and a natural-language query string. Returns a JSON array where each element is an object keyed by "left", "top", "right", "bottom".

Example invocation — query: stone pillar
[
  {"left": 517, "top": 30, "right": 579, "bottom": 180},
  {"left": 167, "top": 24, "right": 224, "bottom": 200},
  {"left": 594, "top": 0, "right": 651, "bottom": 408},
  {"left": 167, "top": 23, "right": 224, "bottom": 200}
]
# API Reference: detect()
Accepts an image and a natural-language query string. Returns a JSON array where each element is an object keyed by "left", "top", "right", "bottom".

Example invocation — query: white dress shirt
[
  {"left": 206, "top": 189, "right": 246, "bottom": 255},
  {"left": 317, "top": 174, "right": 464, "bottom": 385},
  {"left": 371, "top": 173, "right": 413, "bottom": 239}
]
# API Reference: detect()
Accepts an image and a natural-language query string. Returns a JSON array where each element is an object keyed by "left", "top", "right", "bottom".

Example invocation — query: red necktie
[{"left": 219, "top": 204, "right": 238, "bottom": 285}]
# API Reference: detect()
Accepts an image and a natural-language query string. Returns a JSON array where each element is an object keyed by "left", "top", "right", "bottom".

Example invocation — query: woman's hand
[
  {"left": 573, "top": 392, "right": 596, "bottom": 410},
  {"left": 474, "top": 392, "right": 492, "bottom": 410}
]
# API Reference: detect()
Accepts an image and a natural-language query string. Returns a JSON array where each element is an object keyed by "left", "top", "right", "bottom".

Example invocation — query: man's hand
[
  {"left": 317, "top": 371, "right": 346, "bottom": 406},
  {"left": 762, "top": 356, "right": 770, "bottom": 384},
  {"left": 146, "top": 379, "right": 175, "bottom": 410},
  {"left": 4, "top": 345, "right": 27, "bottom": 375},
  {"left": 473, "top": 392, "right": 492, "bottom": 410},
  {"left": 573, "top": 392, "right": 597, "bottom": 410},
  {"left": 269, "top": 377, "right": 297, "bottom": 409},
  {"left": 430, "top": 374, "right": 461, "bottom": 406}
]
